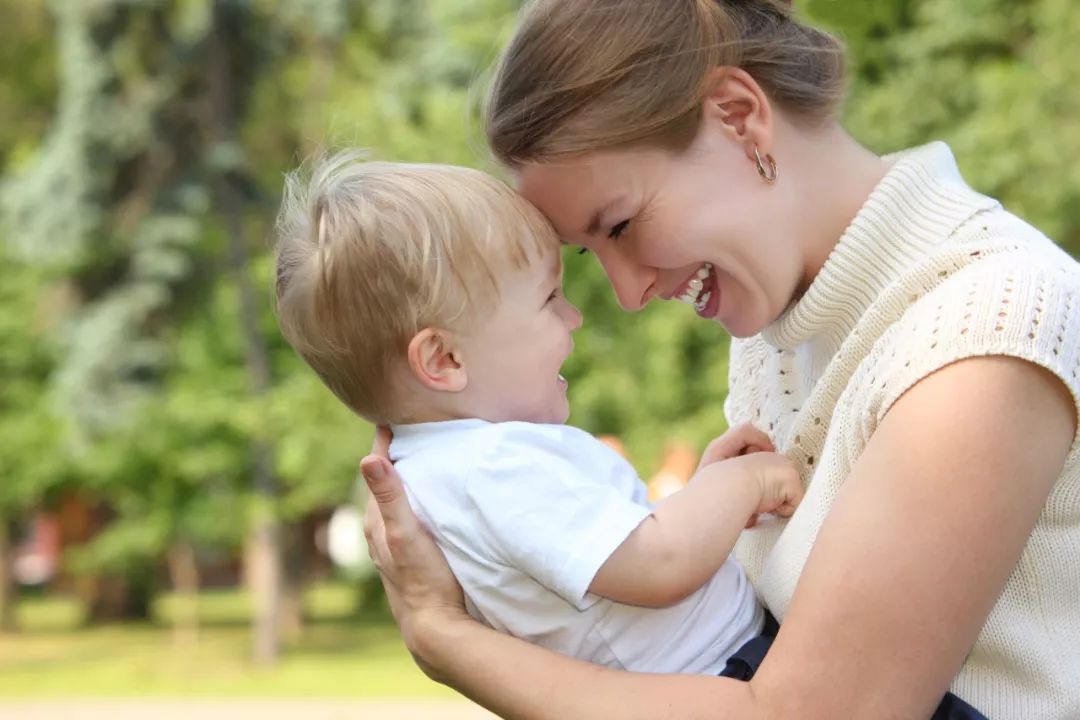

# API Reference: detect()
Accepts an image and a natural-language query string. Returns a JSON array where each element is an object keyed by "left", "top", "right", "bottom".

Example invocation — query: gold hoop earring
[{"left": 754, "top": 146, "right": 778, "bottom": 184}]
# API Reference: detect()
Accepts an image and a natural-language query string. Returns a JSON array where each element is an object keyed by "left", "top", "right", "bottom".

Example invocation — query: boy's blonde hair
[{"left": 274, "top": 150, "right": 559, "bottom": 423}]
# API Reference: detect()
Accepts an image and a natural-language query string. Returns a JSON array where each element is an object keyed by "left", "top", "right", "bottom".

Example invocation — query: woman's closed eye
[{"left": 574, "top": 219, "right": 629, "bottom": 256}]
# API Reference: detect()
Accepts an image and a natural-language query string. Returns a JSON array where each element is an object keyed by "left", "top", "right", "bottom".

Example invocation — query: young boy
[{"left": 274, "top": 151, "right": 803, "bottom": 674}]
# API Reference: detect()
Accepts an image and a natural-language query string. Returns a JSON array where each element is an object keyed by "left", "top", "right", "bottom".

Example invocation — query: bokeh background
[{"left": 1, "top": 0, "right": 1077, "bottom": 716}]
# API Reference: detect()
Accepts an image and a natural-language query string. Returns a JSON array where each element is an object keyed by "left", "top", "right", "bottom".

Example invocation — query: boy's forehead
[
  {"left": 541, "top": 243, "right": 562, "bottom": 276},
  {"left": 497, "top": 244, "right": 559, "bottom": 289}
]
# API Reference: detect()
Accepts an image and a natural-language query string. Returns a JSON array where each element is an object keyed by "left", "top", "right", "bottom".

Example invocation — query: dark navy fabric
[{"left": 718, "top": 612, "right": 990, "bottom": 720}]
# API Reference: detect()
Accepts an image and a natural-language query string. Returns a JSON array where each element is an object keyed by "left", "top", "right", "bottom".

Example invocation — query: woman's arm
[
  {"left": 363, "top": 356, "right": 1075, "bottom": 719},
  {"left": 413, "top": 610, "right": 758, "bottom": 720},
  {"left": 752, "top": 356, "right": 1075, "bottom": 717}
]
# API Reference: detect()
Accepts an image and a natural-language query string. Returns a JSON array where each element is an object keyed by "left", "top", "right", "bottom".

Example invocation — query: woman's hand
[{"left": 361, "top": 426, "right": 468, "bottom": 681}]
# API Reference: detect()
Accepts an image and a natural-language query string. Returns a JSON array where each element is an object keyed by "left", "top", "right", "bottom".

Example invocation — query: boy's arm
[{"left": 589, "top": 452, "right": 800, "bottom": 607}]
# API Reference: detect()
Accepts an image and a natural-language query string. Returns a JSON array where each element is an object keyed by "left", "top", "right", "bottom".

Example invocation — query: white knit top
[{"left": 728, "top": 143, "right": 1080, "bottom": 719}]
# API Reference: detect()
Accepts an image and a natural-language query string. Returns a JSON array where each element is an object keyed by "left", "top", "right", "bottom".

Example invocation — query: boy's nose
[{"left": 568, "top": 303, "right": 583, "bottom": 331}]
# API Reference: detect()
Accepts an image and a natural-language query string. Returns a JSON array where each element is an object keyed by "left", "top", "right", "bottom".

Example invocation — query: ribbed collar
[
  {"left": 760, "top": 142, "right": 999, "bottom": 359},
  {"left": 388, "top": 418, "right": 490, "bottom": 462}
]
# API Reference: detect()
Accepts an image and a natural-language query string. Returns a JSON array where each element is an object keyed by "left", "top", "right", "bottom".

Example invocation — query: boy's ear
[{"left": 406, "top": 328, "right": 468, "bottom": 393}]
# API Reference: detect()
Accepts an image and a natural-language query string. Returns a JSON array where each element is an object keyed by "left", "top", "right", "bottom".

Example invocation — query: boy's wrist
[
  {"left": 689, "top": 458, "right": 764, "bottom": 520},
  {"left": 739, "top": 465, "right": 767, "bottom": 515}
]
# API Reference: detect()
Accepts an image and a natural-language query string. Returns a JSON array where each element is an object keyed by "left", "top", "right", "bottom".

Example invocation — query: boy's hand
[
  {"left": 741, "top": 451, "right": 803, "bottom": 521},
  {"left": 699, "top": 451, "right": 804, "bottom": 528},
  {"left": 697, "top": 423, "right": 775, "bottom": 470}
]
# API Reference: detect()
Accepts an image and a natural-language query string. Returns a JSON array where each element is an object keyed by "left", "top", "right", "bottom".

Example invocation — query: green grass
[{"left": 0, "top": 583, "right": 454, "bottom": 698}]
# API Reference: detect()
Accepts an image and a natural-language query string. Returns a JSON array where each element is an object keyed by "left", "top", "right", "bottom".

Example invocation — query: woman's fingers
[
  {"left": 361, "top": 455, "right": 420, "bottom": 550},
  {"left": 371, "top": 425, "right": 392, "bottom": 458},
  {"left": 362, "top": 489, "right": 392, "bottom": 574},
  {"left": 359, "top": 453, "right": 468, "bottom": 621}
]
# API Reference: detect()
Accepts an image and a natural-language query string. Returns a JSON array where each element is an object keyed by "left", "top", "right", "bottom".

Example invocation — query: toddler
[{"left": 274, "top": 151, "right": 803, "bottom": 674}]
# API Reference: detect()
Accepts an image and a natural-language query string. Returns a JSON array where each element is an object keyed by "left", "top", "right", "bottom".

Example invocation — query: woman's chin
[{"left": 718, "top": 311, "right": 770, "bottom": 339}]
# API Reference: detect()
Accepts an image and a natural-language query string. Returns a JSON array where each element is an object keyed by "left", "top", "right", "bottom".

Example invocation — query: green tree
[
  {"left": 0, "top": 0, "right": 64, "bottom": 633},
  {"left": 0, "top": 259, "right": 67, "bottom": 632},
  {"left": 808, "top": 0, "right": 1080, "bottom": 254}
]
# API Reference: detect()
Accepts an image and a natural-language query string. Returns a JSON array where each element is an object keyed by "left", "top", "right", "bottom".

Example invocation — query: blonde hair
[
  {"left": 274, "top": 151, "right": 559, "bottom": 423},
  {"left": 485, "top": 0, "right": 845, "bottom": 164}
]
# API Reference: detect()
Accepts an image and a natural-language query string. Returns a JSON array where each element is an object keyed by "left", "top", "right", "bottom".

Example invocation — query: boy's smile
[{"left": 455, "top": 246, "right": 582, "bottom": 424}]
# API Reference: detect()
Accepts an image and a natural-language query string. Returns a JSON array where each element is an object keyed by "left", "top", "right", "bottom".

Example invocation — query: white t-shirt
[{"left": 389, "top": 419, "right": 763, "bottom": 674}]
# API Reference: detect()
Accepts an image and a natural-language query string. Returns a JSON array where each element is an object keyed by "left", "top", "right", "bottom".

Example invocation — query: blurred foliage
[
  {"left": 0, "top": 0, "right": 1075, "bottom": 632},
  {"left": 807, "top": 0, "right": 1080, "bottom": 251}
]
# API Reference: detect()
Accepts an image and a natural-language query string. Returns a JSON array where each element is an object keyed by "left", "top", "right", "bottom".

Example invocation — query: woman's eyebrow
[{"left": 584, "top": 197, "right": 624, "bottom": 236}]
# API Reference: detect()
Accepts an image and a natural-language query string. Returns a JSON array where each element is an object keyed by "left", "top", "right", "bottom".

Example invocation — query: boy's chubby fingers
[
  {"left": 698, "top": 423, "right": 775, "bottom": 468},
  {"left": 724, "top": 423, "right": 775, "bottom": 454}
]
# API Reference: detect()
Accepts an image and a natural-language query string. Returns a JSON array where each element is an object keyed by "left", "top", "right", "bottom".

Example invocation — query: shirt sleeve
[
  {"left": 864, "top": 252, "right": 1080, "bottom": 456},
  {"left": 465, "top": 425, "right": 651, "bottom": 610}
]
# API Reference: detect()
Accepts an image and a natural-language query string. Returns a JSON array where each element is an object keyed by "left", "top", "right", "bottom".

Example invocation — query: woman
[{"left": 362, "top": 0, "right": 1080, "bottom": 717}]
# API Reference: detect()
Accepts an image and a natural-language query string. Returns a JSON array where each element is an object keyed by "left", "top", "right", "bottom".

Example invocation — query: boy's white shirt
[{"left": 389, "top": 418, "right": 764, "bottom": 674}]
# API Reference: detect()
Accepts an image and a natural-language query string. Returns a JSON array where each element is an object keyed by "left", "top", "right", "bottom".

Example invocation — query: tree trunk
[
  {"left": 82, "top": 570, "right": 154, "bottom": 623},
  {"left": 245, "top": 516, "right": 281, "bottom": 663},
  {"left": 166, "top": 540, "right": 201, "bottom": 646},
  {"left": 208, "top": 0, "right": 282, "bottom": 664},
  {"left": 279, "top": 521, "right": 306, "bottom": 642},
  {"left": 0, "top": 518, "right": 18, "bottom": 633}
]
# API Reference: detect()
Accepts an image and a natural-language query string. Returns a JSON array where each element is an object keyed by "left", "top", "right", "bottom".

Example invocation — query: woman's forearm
[{"left": 413, "top": 609, "right": 763, "bottom": 720}]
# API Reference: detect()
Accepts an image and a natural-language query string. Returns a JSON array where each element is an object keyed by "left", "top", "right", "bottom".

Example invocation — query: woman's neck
[{"left": 783, "top": 125, "right": 891, "bottom": 299}]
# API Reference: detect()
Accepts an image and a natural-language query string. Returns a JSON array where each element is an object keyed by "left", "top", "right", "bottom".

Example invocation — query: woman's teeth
[{"left": 678, "top": 263, "right": 713, "bottom": 311}]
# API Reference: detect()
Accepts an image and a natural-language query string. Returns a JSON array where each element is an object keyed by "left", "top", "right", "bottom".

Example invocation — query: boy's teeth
[
  {"left": 694, "top": 291, "right": 711, "bottom": 312},
  {"left": 696, "top": 265, "right": 711, "bottom": 280}
]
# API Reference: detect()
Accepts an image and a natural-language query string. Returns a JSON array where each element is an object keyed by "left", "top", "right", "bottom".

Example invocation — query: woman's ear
[
  {"left": 701, "top": 67, "right": 775, "bottom": 160},
  {"left": 406, "top": 328, "right": 468, "bottom": 393}
]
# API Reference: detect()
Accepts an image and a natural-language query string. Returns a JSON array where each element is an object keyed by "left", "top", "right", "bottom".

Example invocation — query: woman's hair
[
  {"left": 274, "top": 150, "right": 558, "bottom": 423},
  {"left": 484, "top": 0, "right": 845, "bottom": 164}
]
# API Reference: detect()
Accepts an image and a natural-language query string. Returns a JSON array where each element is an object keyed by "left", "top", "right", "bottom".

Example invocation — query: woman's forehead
[
  {"left": 516, "top": 159, "right": 615, "bottom": 232},
  {"left": 517, "top": 153, "right": 655, "bottom": 237}
]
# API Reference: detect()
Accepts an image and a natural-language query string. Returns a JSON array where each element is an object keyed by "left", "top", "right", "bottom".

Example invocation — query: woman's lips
[
  {"left": 668, "top": 262, "right": 716, "bottom": 315},
  {"left": 695, "top": 279, "right": 720, "bottom": 319}
]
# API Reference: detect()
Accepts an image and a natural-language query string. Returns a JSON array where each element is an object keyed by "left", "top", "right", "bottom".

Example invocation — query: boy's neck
[
  {"left": 394, "top": 408, "right": 476, "bottom": 425},
  {"left": 392, "top": 388, "right": 487, "bottom": 425}
]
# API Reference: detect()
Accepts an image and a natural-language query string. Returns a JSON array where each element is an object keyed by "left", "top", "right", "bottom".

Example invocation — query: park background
[{"left": 1, "top": 0, "right": 1077, "bottom": 717}]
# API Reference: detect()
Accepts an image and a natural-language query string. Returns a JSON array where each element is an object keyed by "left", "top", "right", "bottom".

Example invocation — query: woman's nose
[{"left": 596, "top": 251, "right": 657, "bottom": 311}]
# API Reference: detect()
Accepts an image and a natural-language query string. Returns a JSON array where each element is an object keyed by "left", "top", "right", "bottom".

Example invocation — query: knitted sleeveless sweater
[{"left": 728, "top": 142, "right": 1080, "bottom": 719}]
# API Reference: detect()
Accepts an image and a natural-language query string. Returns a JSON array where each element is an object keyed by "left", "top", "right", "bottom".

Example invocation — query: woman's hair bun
[{"left": 727, "top": 0, "right": 794, "bottom": 16}]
